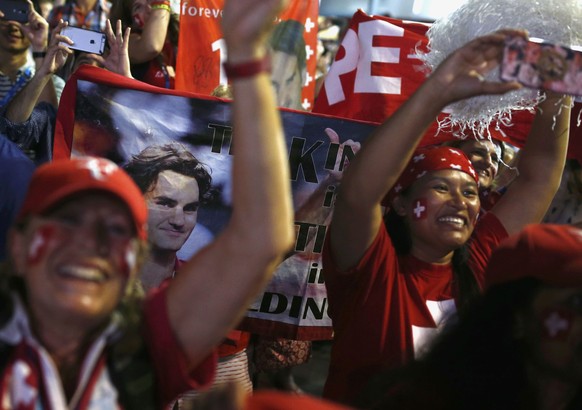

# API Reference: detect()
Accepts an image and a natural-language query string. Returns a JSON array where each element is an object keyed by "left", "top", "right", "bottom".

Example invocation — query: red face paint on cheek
[
  {"left": 412, "top": 198, "right": 428, "bottom": 220},
  {"left": 27, "top": 224, "right": 58, "bottom": 266},
  {"left": 540, "top": 308, "right": 574, "bottom": 341}
]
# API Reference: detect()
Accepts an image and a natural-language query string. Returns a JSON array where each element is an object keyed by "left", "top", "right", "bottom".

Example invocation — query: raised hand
[
  {"left": 103, "top": 19, "right": 132, "bottom": 78},
  {"left": 19, "top": 0, "right": 48, "bottom": 53},
  {"left": 427, "top": 29, "right": 527, "bottom": 105},
  {"left": 325, "top": 127, "right": 361, "bottom": 181},
  {"left": 221, "top": 0, "right": 289, "bottom": 62},
  {"left": 36, "top": 20, "right": 73, "bottom": 76}
]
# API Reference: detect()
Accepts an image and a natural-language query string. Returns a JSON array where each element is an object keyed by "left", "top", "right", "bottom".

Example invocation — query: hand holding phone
[
  {"left": 60, "top": 26, "right": 107, "bottom": 55},
  {"left": 500, "top": 35, "right": 582, "bottom": 97}
]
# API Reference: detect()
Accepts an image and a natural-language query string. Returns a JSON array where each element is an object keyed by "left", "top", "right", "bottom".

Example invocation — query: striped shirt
[{"left": 48, "top": 0, "right": 111, "bottom": 31}]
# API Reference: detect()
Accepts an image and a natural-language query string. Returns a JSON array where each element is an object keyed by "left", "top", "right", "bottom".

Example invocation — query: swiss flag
[{"left": 313, "top": 10, "right": 582, "bottom": 161}]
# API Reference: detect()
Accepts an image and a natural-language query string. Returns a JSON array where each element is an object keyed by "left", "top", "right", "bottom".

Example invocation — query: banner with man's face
[{"left": 55, "top": 65, "right": 377, "bottom": 340}]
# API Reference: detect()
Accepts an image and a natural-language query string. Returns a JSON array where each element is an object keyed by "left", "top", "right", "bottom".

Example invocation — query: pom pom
[{"left": 419, "top": 0, "right": 582, "bottom": 133}]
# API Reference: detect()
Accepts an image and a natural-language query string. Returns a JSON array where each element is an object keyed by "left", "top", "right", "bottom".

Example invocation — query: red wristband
[{"left": 223, "top": 55, "right": 271, "bottom": 79}]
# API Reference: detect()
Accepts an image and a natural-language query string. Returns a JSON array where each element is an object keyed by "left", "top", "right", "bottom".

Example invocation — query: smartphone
[
  {"left": 60, "top": 26, "right": 106, "bottom": 55},
  {"left": 500, "top": 35, "right": 582, "bottom": 97},
  {"left": 0, "top": 0, "right": 29, "bottom": 23}
]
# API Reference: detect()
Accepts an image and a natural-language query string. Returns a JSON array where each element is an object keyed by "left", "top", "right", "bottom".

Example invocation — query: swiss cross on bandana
[{"left": 79, "top": 158, "right": 118, "bottom": 180}]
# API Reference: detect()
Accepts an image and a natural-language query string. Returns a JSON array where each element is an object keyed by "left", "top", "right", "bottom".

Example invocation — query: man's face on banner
[{"left": 144, "top": 170, "right": 200, "bottom": 252}]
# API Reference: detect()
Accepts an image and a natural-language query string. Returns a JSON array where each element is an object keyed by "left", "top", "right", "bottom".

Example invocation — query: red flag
[{"left": 313, "top": 10, "right": 430, "bottom": 124}]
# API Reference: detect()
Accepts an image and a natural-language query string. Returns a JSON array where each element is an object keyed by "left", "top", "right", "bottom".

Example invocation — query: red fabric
[
  {"left": 313, "top": 11, "right": 430, "bottom": 123},
  {"left": 216, "top": 330, "right": 250, "bottom": 358},
  {"left": 137, "top": 41, "right": 176, "bottom": 89},
  {"left": 485, "top": 223, "right": 582, "bottom": 289},
  {"left": 175, "top": 0, "right": 318, "bottom": 109},
  {"left": 321, "top": 212, "right": 507, "bottom": 406},
  {"left": 244, "top": 390, "right": 352, "bottom": 410},
  {"left": 142, "top": 282, "right": 217, "bottom": 406}
]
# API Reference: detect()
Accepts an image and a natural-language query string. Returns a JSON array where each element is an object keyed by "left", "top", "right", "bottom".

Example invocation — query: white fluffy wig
[{"left": 419, "top": 0, "right": 582, "bottom": 136}]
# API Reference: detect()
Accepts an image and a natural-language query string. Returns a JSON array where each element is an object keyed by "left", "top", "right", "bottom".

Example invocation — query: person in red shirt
[
  {"left": 110, "top": 0, "right": 178, "bottom": 88},
  {"left": 359, "top": 223, "right": 582, "bottom": 410},
  {"left": 322, "top": 29, "right": 572, "bottom": 406}
]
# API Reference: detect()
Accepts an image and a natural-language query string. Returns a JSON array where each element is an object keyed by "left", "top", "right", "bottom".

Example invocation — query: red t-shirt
[
  {"left": 321, "top": 212, "right": 507, "bottom": 405},
  {"left": 143, "top": 283, "right": 217, "bottom": 406}
]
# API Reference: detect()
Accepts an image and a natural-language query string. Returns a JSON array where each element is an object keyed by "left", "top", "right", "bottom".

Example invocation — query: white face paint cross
[{"left": 413, "top": 200, "right": 426, "bottom": 219}]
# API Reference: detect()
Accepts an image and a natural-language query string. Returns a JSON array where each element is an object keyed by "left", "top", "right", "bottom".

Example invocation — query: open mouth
[
  {"left": 58, "top": 265, "right": 108, "bottom": 283},
  {"left": 437, "top": 215, "right": 466, "bottom": 227}
]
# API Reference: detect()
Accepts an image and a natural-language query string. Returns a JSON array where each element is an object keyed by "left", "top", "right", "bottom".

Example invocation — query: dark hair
[
  {"left": 357, "top": 278, "right": 546, "bottom": 410},
  {"left": 124, "top": 143, "right": 212, "bottom": 199},
  {"left": 384, "top": 194, "right": 480, "bottom": 315}
]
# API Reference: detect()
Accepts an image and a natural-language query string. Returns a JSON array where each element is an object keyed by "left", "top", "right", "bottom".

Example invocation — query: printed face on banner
[{"left": 144, "top": 170, "right": 201, "bottom": 252}]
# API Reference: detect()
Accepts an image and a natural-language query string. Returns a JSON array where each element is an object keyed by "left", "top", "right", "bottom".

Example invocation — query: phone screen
[{"left": 501, "top": 36, "right": 582, "bottom": 96}]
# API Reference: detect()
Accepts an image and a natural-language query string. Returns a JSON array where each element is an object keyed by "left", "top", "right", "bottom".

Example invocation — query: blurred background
[{"left": 319, "top": 0, "right": 466, "bottom": 21}]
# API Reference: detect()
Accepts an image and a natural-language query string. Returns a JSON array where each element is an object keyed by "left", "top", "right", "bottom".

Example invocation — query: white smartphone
[{"left": 60, "top": 26, "right": 106, "bottom": 55}]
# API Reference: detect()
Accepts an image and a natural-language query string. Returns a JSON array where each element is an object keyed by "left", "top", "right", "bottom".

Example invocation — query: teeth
[
  {"left": 59, "top": 266, "right": 105, "bottom": 282},
  {"left": 438, "top": 216, "right": 464, "bottom": 226}
]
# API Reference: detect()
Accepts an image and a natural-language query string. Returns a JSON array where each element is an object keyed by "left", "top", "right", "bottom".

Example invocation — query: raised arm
[
  {"left": 489, "top": 92, "right": 571, "bottom": 235},
  {"left": 4, "top": 20, "right": 71, "bottom": 123},
  {"left": 18, "top": 0, "right": 58, "bottom": 108},
  {"left": 126, "top": 1, "right": 171, "bottom": 64},
  {"left": 165, "top": 0, "right": 294, "bottom": 368},
  {"left": 328, "top": 30, "right": 524, "bottom": 272}
]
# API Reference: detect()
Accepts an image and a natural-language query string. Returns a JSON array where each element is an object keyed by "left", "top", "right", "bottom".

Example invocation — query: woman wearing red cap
[
  {"left": 0, "top": 0, "right": 295, "bottom": 408},
  {"left": 321, "top": 29, "right": 572, "bottom": 406}
]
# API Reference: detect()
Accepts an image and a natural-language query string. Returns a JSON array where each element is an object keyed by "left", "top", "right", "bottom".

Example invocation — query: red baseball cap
[
  {"left": 384, "top": 146, "right": 479, "bottom": 205},
  {"left": 17, "top": 157, "right": 148, "bottom": 240},
  {"left": 485, "top": 224, "right": 582, "bottom": 289}
]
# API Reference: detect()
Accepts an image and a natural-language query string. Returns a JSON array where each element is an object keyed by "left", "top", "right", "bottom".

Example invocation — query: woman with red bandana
[
  {"left": 110, "top": 0, "right": 178, "bottom": 88},
  {"left": 321, "top": 29, "right": 572, "bottom": 406}
]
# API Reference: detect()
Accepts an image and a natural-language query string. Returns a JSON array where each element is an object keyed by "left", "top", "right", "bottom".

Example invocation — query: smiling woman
[{"left": 321, "top": 29, "right": 572, "bottom": 407}]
